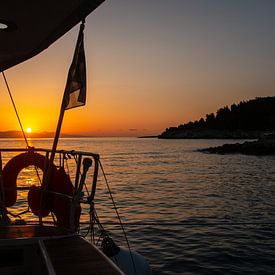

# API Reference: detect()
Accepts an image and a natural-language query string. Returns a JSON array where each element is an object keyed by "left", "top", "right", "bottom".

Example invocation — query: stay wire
[
  {"left": 2, "top": 71, "right": 44, "bottom": 219},
  {"left": 2, "top": 71, "right": 29, "bottom": 147},
  {"left": 99, "top": 160, "right": 137, "bottom": 275}
]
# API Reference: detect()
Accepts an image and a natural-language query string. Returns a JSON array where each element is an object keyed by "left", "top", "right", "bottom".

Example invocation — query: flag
[{"left": 63, "top": 23, "right": 86, "bottom": 110}]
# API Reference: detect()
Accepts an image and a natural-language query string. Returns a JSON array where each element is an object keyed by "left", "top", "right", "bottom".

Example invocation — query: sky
[{"left": 1, "top": 0, "right": 275, "bottom": 136}]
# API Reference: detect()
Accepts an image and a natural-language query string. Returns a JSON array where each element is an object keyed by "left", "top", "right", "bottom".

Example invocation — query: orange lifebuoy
[
  {"left": 27, "top": 167, "right": 81, "bottom": 229},
  {"left": 2, "top": 152, "right": 81, "bottom": 230},
  {"left": 2, "top": 152, "right": 56, "bottom": 207}
]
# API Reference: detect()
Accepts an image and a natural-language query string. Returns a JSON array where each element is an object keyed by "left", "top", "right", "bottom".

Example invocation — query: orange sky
[{"left": 1, "top": 1, "right": 275, "bottom": 136}]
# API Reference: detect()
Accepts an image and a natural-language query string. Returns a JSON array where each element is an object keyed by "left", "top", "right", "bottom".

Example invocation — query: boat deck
[
  {"left": 0, "top": 225, "right": 122, "bottom": 275},
  {"left": 0, "top": 225, "right": 70, "bottom": 239},
  {"left": 45, "top": 236, "right": 121, "bottom": 275}
]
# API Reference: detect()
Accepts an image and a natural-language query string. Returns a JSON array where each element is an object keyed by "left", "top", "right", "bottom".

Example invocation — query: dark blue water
[{"left": 1, "top": 137, "right": 275, "bottom": 274}]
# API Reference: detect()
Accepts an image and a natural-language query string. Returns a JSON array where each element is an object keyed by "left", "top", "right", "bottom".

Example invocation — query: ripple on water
[{"left": 1, "top": 138, "right": 275, "bottom": 274}]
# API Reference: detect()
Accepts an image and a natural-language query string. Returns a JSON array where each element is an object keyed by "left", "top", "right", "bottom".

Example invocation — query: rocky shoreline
[{"left": 199, "top": 135, "right": 275, "bottom": 155}]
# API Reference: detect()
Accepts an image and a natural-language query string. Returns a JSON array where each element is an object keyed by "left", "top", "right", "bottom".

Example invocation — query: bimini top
[{"left": 0, "top": 0, "right": 104, "bottom": 72}]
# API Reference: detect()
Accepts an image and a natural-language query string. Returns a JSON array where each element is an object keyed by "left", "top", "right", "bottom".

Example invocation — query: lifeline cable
[
  {"left": 99, "top": 160, "right": 137, "bottom": 275},
  {"left": 1, "top": 71, "right": 29, "bottom": 147}
]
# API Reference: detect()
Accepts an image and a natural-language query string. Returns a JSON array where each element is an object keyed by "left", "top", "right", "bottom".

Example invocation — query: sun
[{"left": 26, "top": 127, "right": 32, "bottom": 133}]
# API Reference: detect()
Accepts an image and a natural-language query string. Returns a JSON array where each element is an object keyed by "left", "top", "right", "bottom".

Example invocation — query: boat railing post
[
  {"left": 0, "top": 152, "right": 5, "bottom": 212},
  {"left": 70, "top": 157, "right": 92, "bottom": 231},
  {"left": 0, "top": 152, "right": 10, "bottom": 224},
  {"left": 88, "top": 155, "right": 99, "bottom": 242},
  {"left": 74, "top": 154, "right": 82, "bottom": 191},
  {"left": 90, "top": 156, "right": 99, "bottom": 202}
]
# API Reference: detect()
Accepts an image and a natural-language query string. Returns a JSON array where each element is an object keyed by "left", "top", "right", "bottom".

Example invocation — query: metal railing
[{"left": 0, "top": 147, "right": 100, "bottom": 232}]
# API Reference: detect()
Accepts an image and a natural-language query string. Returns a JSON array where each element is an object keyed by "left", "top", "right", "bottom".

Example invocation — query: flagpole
[
  {"left": 39, "top": 21, "right": 86, "bottom": 225},
  {"left": 48, "top": 98, "right": 66, "bottom": 172},
  {"left": 45, "top": 19, "right": 86, "bottom": 184},
  {"left": 38, "top": 97, "right": 66, "bottom": 224}
]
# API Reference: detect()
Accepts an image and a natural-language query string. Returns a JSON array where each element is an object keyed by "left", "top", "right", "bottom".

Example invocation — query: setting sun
[{"left": 26, "top": 127, "right": 32, "bottom": 133}]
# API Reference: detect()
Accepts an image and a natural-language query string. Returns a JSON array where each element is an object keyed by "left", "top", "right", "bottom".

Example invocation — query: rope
[
  {"left": 99, "top": 160, "right": 137, "bottom": 275},
  {"left": 1, "top": 72, "right": 29, "bottom": 147}
]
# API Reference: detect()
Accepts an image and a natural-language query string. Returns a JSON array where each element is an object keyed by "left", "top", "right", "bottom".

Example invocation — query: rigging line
[
  {"left": 3, "top": 72, "right": 42, "bottom": 187},
  {"left": 2, "top": 71, "right": 43, "bottom": 204},
  {"left": 1, "top": 71, "right": 29, "bottom": 147},
  {"left": 34, "top": 167, "right": 42, "bottom": 185},
  {"left": 99, "top": 160, "right": 137, "bottom": 275}
]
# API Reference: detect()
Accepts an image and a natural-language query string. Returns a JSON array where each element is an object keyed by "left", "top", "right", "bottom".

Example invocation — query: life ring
[
  {"left": 2, "top": 152, "right": 81, "bottom": 230},
  {"left": 27, "top": 166, "right": 81, "bottom": 229},
  {"left": 2, "top": 152, "right": 56, "bottom": 207}
]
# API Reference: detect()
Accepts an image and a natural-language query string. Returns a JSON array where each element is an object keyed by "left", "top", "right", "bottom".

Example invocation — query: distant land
[
  {"left": 0, "top": 131, "right": 88, "bottom": 138},
  {"left": 199, "top": 134, "right": 275, "bottom": 155},
  {"left": 159, "top": 97, "right": 275, "bottom": 139},
  {"left": 138, "top": 135, "right": 159, "bottom": 138}
]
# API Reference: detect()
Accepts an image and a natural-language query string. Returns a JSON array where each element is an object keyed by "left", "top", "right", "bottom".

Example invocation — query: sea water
[{"left": 1, "top": 137, "right": 275, "bottom": 274}]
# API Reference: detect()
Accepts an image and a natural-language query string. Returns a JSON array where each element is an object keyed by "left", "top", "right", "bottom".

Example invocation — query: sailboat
[{"left": 0, "top": 1, "right": 151, "bottom": 274}]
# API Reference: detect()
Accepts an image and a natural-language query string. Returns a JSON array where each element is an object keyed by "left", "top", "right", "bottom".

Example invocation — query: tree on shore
[{"left": 161, "top": 97, "right": 275, "bottom": 136}]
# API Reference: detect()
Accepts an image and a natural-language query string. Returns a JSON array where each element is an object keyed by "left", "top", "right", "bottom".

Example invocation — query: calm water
[{"left": 1, "top": 137, "right": 275, "bottom": 274}]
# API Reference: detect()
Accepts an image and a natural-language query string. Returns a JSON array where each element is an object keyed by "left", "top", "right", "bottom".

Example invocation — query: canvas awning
[{"left": 0, "top": 0, "right": 104, "bottom": 72}]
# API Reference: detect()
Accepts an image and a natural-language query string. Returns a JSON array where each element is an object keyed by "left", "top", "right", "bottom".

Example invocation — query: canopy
[{"left": 0, "top": 0, "right": 104, "bottom": 72}]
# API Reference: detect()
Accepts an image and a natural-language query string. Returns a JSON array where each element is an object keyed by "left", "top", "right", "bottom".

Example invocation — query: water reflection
[{"left": 1, "top": 138, "right": 275, "bottom": 274}]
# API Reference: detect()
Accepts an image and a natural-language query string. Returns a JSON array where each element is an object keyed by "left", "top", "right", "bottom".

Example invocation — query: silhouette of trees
[
  {"left": 162, "top": 97, "right": 275, "bottom": 135},
  {"left": 205, "top": 113, "right": 215, "bottom": 128}
]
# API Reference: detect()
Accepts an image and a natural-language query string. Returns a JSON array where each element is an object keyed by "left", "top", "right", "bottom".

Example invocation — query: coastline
[
  {"left": 158, "top": 129, "right": 266, "bottom": 139},
  {"left": 199, "top": 135, "right": 275, "bottom": 155}
]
